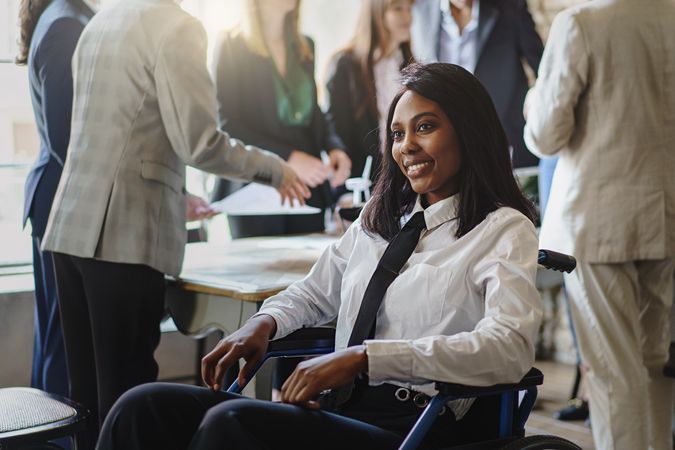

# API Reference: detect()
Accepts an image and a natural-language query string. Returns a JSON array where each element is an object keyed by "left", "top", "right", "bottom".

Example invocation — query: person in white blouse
[{"left": 97, "top": 63, "right": 542, "bottom": 450}]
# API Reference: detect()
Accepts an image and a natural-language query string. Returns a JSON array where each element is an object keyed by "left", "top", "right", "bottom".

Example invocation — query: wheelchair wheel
[{"left": 501, "top": 435, "right": 582, "bottom": 450}]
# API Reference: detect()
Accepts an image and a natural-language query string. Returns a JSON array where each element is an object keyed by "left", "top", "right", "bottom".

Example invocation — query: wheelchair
[{"left": 226, "top": 250, "right": 582, "bottom": 449}]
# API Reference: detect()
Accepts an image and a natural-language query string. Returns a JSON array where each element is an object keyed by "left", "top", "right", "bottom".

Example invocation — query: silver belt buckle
[{"left": 394, "top": 387, "right": 410, "bottom": 402}]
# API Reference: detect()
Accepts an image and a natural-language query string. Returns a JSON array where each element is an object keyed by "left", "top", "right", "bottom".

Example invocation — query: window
[{"left": 0, "top": 0, "right": 33, "bottom": 267}]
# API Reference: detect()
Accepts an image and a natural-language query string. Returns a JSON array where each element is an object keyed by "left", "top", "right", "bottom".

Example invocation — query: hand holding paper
[{"left": 186, "top": 193, "right": 217, "bottom": 222}]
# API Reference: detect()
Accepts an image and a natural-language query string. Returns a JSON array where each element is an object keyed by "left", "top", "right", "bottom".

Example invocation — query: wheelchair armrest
[
  {"left": 434, "top": 367, "right": 543, "bottom": 398},
  {"left": 538, "top": 249, "right": 576, "bottom": 273},
  {"left": 267, "top": 327, "right": 336, "bottom": 353},
  {"left": 337, "top": 207, "right": 363, "bottom": 222},
  {"left": 228, "top": 328, "right": 336, "bottom": 394}
]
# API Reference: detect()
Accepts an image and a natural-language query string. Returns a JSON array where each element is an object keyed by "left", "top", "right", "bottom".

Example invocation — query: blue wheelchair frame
[{"left": 227, "top": 250, "right": 580, "bottom": 450}]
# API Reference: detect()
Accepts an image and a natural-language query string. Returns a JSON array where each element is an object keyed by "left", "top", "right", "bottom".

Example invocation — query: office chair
[
  {"left": 0, "top": 387, "right": 89, "bottom": 450},
  {"left": 225, "top": 250, "right": 581, "bottom": 449}
]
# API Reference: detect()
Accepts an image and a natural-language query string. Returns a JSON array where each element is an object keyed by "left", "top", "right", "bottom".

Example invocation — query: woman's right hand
[
  {"left": 278, "top": 160, "right": 312, "bottom": 206},
  {"left": 201, "top": 314, "right": 277, "bottom": 391},
  {"left": 287, "top": 150, "right": 331, "bottom": 188}
]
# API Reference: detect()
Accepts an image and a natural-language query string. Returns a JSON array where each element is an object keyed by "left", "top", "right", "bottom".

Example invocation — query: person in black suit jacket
[
  {"left": 16, "top": 0, "right": 94, "bottom": 403},
  {"left": 211, "top": 0, "right": 350, "bottom": 239},
  {"left": 325, "top": 0, "right": 414, "bottom": 183},
  {"left": 411, "top": 0, "right": 543, "bottom": 168}
]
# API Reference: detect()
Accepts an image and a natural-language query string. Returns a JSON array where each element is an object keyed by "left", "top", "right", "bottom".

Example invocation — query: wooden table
[{"left": 166, "top": 234, "right": 337, "bottom": 338}]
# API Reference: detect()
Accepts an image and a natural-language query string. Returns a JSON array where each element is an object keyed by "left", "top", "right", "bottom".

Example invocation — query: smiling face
[{"left": 391, "top": 90, "right": 462, "bottom": 206}]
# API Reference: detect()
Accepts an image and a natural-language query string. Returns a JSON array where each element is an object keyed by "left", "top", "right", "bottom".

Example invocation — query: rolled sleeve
[{"left": 252, "top": 222, "right": 360, "bottom": 340}]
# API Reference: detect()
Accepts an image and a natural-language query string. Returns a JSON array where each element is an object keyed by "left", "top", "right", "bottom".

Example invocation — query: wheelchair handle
[{"left": 538, "top": 249, "right": 576, "bottom": 273}]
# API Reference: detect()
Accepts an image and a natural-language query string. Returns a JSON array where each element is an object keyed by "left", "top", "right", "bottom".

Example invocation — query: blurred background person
[
  {"left": 210, "top": 0, "right": 350, "bottom": 399},
  {"left": 411, "top": 0, "right": 543, "bottom": 169},
  {"left": 324, "top": 0, "right": 414, "bottom": 184},
  {"left": 40, "top": 0, "right": 309, "bottom": 447},
  {"left": 15, "top": 2, "right": 94, "bottom": 445},
  {"left": 211, "top": 0, "right": 351, "bottom": 238},
  {"left": 524, "top": 1, "right": 675, "bottom": 448}
]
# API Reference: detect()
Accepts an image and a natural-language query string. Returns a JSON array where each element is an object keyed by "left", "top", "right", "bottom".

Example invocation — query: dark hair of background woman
[
  {"left": 362, "top": 62, "right": 536, "bottom": 241},
  {"left": 16, "top": 0, "right": 52, "bottom": 65},
  {"left": 345, "top": 0, "right": 414, "bottom": 119}
]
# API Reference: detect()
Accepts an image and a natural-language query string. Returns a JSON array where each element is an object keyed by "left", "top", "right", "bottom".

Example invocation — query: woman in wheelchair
[{"left": 98, "top": 63, "right": 542, "bottom": 450}]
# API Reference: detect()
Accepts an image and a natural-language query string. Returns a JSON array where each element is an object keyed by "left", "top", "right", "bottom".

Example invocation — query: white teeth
[{"left": 407, "top": 162, "right": 431, "bottom": 173}]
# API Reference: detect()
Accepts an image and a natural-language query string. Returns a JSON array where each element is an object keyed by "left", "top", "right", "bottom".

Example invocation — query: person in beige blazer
[
  {"left": 524, "top": 1, "right": 675, "bottom": 449},
  {"left": 40, "top": 0, "right": 309, "bottom": 448}
]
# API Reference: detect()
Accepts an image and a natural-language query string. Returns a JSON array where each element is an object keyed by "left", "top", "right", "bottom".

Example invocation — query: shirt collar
[
  {"left": 440, "top": 0, "right": 480, "bottom": 37},
  {"left": 410, "top": 194, "right": 459, "bottom": 230}
]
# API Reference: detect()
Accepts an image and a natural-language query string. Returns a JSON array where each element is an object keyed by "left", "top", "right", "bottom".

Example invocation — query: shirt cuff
[
  {"left": 364, "top": 339, "right": 413, "bottom": 382},
  {"left": 245, "top": 146, "right": 284, "bottom": 188}
]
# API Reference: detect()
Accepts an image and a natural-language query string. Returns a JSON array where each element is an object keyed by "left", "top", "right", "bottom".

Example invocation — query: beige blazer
[
  {"left": 42, "top": 0, "right": 284, "bottom": 276},
  {"left": 524, "top": 0, "right": 675, "bottom": 263}
]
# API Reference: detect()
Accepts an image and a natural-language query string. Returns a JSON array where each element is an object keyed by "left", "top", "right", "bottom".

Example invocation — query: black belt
[{"left": 320, "top": 381, "right": 446, "bottom": 416}]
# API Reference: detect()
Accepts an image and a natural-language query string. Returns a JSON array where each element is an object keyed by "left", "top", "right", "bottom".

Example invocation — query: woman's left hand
[
  {"left": 328, "top": 149, "right": 352, "bottom": 187},
  {"left": 280, "top": 345, "right": 368, "bottom": 409}
]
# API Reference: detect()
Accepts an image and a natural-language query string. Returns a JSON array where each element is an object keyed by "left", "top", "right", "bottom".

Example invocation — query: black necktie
[
  {"left": 347, "top": 210, "right": 427, "bottom": 346},
  {"left": 323, "top": 211, "right": 427, "bottom": 410}
]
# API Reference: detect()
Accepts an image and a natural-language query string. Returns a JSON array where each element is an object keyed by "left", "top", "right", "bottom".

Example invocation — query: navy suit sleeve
[
  {"left": 35, "top": 17, "right": 85, "bottom": 167},
  {"left": 514, "top": 0, "right": 544, "bottom": 73}
]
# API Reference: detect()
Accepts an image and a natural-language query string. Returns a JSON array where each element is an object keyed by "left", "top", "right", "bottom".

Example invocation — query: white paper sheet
[{"left": 210, "top": 182, "right": 321, "bottom": 216}]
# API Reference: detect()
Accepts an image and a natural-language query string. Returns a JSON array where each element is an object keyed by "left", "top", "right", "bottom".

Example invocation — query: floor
[{"left": 527, "top": 360, "right": 595, "bottom": 449}]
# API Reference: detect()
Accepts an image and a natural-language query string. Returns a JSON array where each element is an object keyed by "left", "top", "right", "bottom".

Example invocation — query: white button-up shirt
[
  {"left": 255, "top": 194, "right": 541, "bottom": 419},
  {"left": 439, "top": 0, "right": 480, "bottom": 73}
]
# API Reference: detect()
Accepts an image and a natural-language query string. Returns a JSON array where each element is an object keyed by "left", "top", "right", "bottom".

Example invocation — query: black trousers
[
  {"left": 97, "top": 382, "right": 500, "bottom": 450},
  {"left": 52, "top": 253, "right": 166, "bottom": 450},
  {"left": 31, "top": 239, "right": 71, "bottom": 450}
]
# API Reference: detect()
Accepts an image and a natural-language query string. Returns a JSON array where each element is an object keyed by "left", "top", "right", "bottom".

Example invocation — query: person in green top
[
  {"left": 210, "top": 0, "right": 352, "bottom": 398},
  {"left": 211, "top": 0, "right": 351, "bottom": 239}
]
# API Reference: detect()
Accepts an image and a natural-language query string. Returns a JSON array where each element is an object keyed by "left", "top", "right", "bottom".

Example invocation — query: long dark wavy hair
[
  {"left": 16, "top": 0, "right": 53, "bottom": 65},
  {"left": 362, "top": 63, "right": 535, "bottom": 241}
]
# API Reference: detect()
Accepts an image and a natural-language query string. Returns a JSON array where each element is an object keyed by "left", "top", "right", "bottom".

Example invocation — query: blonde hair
[{"left": 240, "top": 0, "right": 312, "bottom": 62}]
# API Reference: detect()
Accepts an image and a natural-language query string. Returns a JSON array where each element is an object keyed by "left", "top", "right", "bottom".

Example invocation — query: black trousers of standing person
[
  {"left": 52, "top": 253, "right": 166, "bottom": 450},
  {"left": 98, "top": 380, "right": 500, "bottom": 450}
]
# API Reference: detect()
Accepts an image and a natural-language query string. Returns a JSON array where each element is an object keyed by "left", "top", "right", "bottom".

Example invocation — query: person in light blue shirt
[
  {"left": 438, "top": 0, "right": 479, "bottom": 71},
  {"left": 411, "top": 0, "right": 543, "bottom": 168}
]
